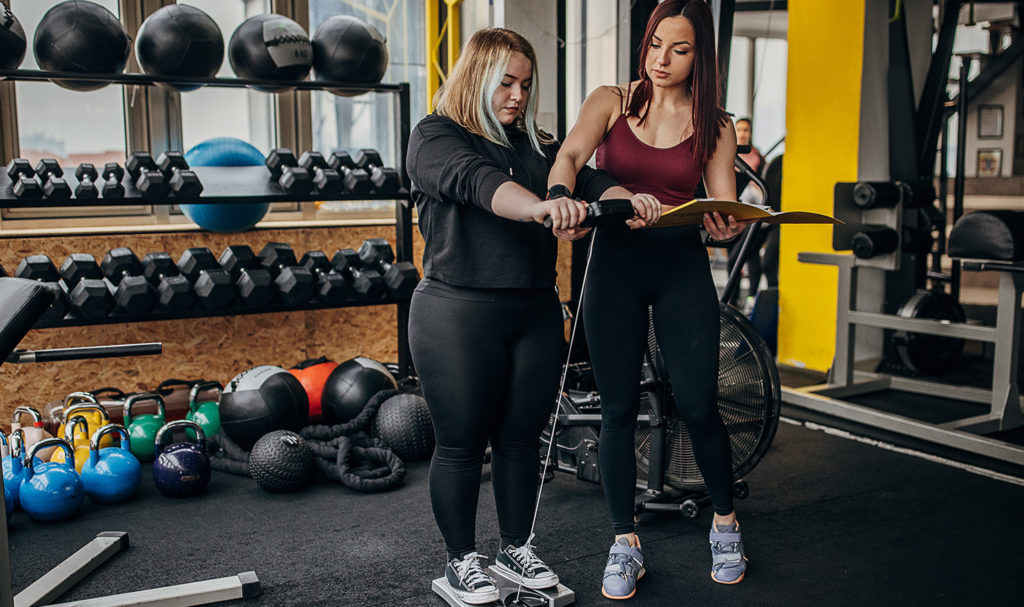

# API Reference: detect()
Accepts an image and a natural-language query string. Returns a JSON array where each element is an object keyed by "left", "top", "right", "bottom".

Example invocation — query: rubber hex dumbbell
[
  {"left": 299, "top": 250, "right": 354, "bottom": 303},
  {"left": 297, "top": 151, "right": 343, "bottom": 195},
  {"left": 218, "top": 245, "right": 275, "bottom": 308},
  {"left": 257, "top": 242, "right": 316, "bottom": 305},
  {"left": 156, "top": 151, "right": 204, "bottom": 198},
  {"left": 141, "top": 252, "right": 195, "bottom": 312},
  {"left": 177, "top": 247, "right": 233, "bottom": 310},
  {"left": 35, "top": 158, "right": 72, "bottom": 199},
  {"left": 5, "top": 159, "right": 42, "bottom": 199},
  {"left": 100, "top": 247, "right": 156, "bottom": 316},
  {"left": 58, "top": 253, "right": 115, "bottom": 318},
  {"left": 330, "top": 248, "right": 386, "bottom": 299},
  {"left": 127, "top": 152, "right": 168, "bottom": 198},
  {"left": 14, "top": 255, "right": 70, "bottom": 322},
  {"left": 265, "top": 148, "right": 313, "bottom": 195},
  {"left": 326, "top": 152, "right": 372, "bottom": 195},
  {"left": 356, "top": 238, "right": 420, "bottom": 298},
  {"left": 72, "top": 164, "right": 99, "bottom": 200},
  {"left": 101, "top": 163, "right": 126, "bottom": 199},
  {"left": 352, "top": 149, "right": 401, "bottom": 194}
]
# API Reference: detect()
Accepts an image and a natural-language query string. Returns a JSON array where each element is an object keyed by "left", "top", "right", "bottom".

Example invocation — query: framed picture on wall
[
  {"left": 978, "top": 105, "right": 1004, "bottom": 138},
  {"left": 978, "top": 148, "right": 1002, "bottom": 177}
]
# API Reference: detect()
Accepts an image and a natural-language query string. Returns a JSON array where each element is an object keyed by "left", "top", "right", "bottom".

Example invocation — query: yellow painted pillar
[{"left": 777, "top": 0, "right": 866, "bottom": 371}]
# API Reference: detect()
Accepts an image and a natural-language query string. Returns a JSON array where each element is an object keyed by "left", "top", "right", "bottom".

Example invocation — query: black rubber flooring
[{"left": 7, "top": 417, "right": 1024, "bottom": 607}]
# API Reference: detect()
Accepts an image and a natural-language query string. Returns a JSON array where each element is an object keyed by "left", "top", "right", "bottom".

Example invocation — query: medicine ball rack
[{"left": 0, "top": 68, "right": 415, "bottom": 377}]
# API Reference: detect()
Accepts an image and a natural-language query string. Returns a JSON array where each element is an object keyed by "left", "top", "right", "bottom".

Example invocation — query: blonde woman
[{"left": 406, "top": 27, "right": 639, "bottom": 604}]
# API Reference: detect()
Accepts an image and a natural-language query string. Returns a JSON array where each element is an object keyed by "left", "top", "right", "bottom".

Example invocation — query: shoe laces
[
  {"left": 452, "top": 552, "right": 492, "bottom": 588},
  {"left": 506, "top": 534, "right": 548, "bottom": 574}
]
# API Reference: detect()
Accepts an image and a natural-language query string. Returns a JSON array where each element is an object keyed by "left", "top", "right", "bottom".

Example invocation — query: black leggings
[
  {"left": 582, "top": 226, "right": 734, "bottom": 535},
  {"left": 409, "top": 279, "right": 563, "bottom": 558}
]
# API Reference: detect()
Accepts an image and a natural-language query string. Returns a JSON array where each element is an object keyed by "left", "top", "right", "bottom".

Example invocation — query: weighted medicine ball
[
  {"left": 33, "top": 1, "right": 131, "bottom": 91},
  {"left": 288, "top": 357, "right": 338, "bottom": 420},
  {"left": 220, "top": 365, "right": 309, "bottom": 449},
  {"left": 321, "top": 356, "right": 397, "bottom": 424},
  {"left": 135, "top": 4, "right": 223, "bottom": 92},
  {"left": 312, "top": 15, "right": 388, "bottom": 87},
  {"left": 0, "top": 5, "right": 27, "bottom": 72},
  {"left": 373, "top": 392, "right": 434, "bottom": 462},
  {"left": 229, "top": 14, "right": 312, "bottom": 91},
  {"left": 182, "top": 137, "right": 270, "bottom": 232},
  {"left": 248, "top": 430, "right": 314, "bottom": 493}
]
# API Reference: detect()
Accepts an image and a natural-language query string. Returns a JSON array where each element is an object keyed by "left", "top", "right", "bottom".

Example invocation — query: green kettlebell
[
  {"left": 123, "top": 393, "right": 166, "bottom": 463},
  {"left": 186, "top": 381, "right": 222, "bottom": 441}
]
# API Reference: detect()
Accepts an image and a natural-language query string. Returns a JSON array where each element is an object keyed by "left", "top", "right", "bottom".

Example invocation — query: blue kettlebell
[
  {"left": 186, "top": 381, "right": 223, "bottom": 441},
  {"left": 80, "top": 424, "right": 141, "bottom": 504},
  {"left": 153, "top": 420, "right": 210, "bottom": 498},
  {"left": 2, "top": 429, "right": 32, "bottom": 510},
  {"left": 19, "top": 438, "right": 84, "bottom": 522},
  {"left": 124, "top": 393, "right": 166, "bottom": 463},
  {"left": 4, "top": 484, "right": 12, "bottom": 522}
]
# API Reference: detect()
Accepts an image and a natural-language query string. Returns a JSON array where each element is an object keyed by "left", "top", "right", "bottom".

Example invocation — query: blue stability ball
[{"left": 181, "top": 137, "right": 270, "bottom": 233}]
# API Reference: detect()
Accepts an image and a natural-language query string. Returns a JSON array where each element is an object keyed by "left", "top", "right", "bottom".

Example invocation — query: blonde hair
[{"left": 433, "top": 28, "right": 553, "bottom": 154}]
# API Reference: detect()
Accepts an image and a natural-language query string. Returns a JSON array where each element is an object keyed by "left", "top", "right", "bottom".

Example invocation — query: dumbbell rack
[{"left": 0, "top": 68, "right": 415, "bottom": 376}]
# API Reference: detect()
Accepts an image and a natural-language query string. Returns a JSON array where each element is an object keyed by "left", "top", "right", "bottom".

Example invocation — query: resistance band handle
[
  {"left": 542, "top": 198, "right": 635, "bottom": 229},
  {"left": 7, "top": 342, "right": 163, "bottom": 363}
]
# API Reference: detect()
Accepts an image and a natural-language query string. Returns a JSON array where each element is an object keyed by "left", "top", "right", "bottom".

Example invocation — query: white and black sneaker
[
  {"left": 445, "top": 552, "right": 500, "bottom": 604},
  {"left": 493, "top": 537, "right": 560, "bottom": 589}
]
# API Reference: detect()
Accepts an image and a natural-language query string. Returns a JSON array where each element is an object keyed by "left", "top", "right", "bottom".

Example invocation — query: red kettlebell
[{"left": 289, "top": 357, "right": 337, "bottom": 420}]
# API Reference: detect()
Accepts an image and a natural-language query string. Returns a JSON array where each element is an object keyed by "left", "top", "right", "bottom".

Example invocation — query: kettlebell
[
  {"left": 11, "top": 406, "right": 56, "bottom": 460},
  {"left": 56, "top": 394, "right": 115, "bottom": 450},
  {"left": 186, "top": 381, "right": 222, "bottom": 441},
  {"left": 19, "top": 438, "right": 84, "bottom": 522},
  {"left": 4, "top": 484, "right": 12, "bottom": 522},
  {"left": 123, "top": 393, "right": 166, "bottom": 463},
  {"left": 153, "top": 420, "right": 210, "bottom": 498},
  {"left": 2, "top": 429, "right": 31, "bottom": 509},
  {"left": 50, "top": 416, "right": 91, "bottom": 473},
  {"left": 80, "top": 424, "right": 140, "bottom": 504}
]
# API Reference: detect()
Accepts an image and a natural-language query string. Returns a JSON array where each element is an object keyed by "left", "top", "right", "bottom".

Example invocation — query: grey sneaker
[
  {"left": 710, "top": 522, "right": 747, "bottom": 584},
  {"left": 445, "top": 552, "right": 500, "bottom": 604},
  {"left": 493, "top": 535, "right": 559, "bottom": 589},
  {"left": 602, "top": 537, "right": 645, "bottom": 600}
]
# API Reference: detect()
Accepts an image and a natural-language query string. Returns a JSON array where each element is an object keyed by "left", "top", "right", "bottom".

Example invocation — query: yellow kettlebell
[
  {"left": 11, "top": 406, "right": 56, "bottom": 461},
  {"left": 56, "top": 397, "right": 114, "bottom": 450},
  {"left": 50, "top": 415, "right": 91, "bottom": 473}
]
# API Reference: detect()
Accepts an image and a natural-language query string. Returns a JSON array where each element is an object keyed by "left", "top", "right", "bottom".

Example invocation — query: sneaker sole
[
  {"left": 492, "top": 562, "right": 559, "bottom": 589},
  {"left": 451, "top": 587, "right": 500, "bottom": 604},
  {"left": 601, "top": 568, "right": 645, "bottom": 600}
]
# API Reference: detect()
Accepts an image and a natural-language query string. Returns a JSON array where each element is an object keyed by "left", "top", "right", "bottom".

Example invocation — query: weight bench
[
  {"left": 0, "top": 277, "right": 259, "bottom": 607},
  {"left": 783, "top": 211, "right": 1024, "bottom": 466}
]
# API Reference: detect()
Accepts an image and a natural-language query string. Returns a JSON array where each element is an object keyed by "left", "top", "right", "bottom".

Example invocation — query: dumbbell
[
  {"left": 14, "top": 255, "right": 70, "bottom": 321},
  {"left": 299, "top": 250, "right": 354, "bottom": 303},
  {"left": 256, "top": 242, "right": 316, "bottom": 305},
  {"left": 297, "top": 151, "right": 343, "bottom": 195},
  {"left": 99, "top": 247, "right": 156, "bottom": 316},
  {"left": 330, "top": 248, "right": 386, "bottom": 299},
  {"left": 218, "top": 245, "right": 275, "bottom": 308},
  {"left": 35, "top": 158, "right": 72, "bottom": 199},
  {"left": 141, "top": 252, "right": 195, "bottom": 312},
  {"left": 326, "top": 152, "right": 372, "bottom": 195},
  {"left": 58, "top": 253, "right": 115, "bottom": 318},
  {"left": 127, "top": 152, "right": 168, "bottom": 198},
  {"left": 352, "top": 149, "right": 401, "bottom": 194},
  {"left": 356, "top": 238, "right": 420, "bottom": 298},
  {"left": 265, "top": 148, "right": 313, "bottom": 195},
  {"left": 5, "top": 159, "right": 42, "bottom": 199},
  {"left": 73, "top": 164, "right": 99, "bottom": 200},
  {"left": 177, "top": 247, "right": 234, "bottom": 310},
  {"left": 101, "top": 163, "right": 126, "bottom": 199},
  {"left": 156, "top": 151, "right": 204, "bottom": 198}
]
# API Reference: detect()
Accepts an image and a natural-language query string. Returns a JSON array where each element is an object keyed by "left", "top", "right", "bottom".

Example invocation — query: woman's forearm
[{"left": 490, "top": 180, "right": 548, "bottom": 223}]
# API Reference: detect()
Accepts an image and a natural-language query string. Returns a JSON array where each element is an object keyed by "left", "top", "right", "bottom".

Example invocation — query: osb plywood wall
[{"left": 0, "top": 226, "right": 574, "bottom": 428}]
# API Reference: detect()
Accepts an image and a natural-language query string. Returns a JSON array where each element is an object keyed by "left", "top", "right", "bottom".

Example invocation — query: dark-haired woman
[{"left": 548, "top": 0, "right": 751, "bottom": 599}]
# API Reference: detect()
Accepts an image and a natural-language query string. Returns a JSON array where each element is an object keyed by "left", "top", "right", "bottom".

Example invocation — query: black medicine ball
[
  {"left": 228, "top": 14, "right": 311, "bottom": 91},
  {"left": 0, "top": 5, "right": 27, "bottom": 71},
  {"left": 33, "top": 1, "right": 131, "bottom": 91},
  {"left": 220, "top": 365, "right": 310, "bottom": 450},
  {"left": 321, "top": 356, "right": 397, "bottom": 424},
  {"left": 312, "top": 15, "right": 388, "bottom": 85},
  {"left": 135, "top": 4, "right": 223, "bottom": 92},
  {"left": 249, "top": 430, "right": 314, "bottom": 493},
  {"left": 373, "top": 392, "right": 435, "bottom": 462}
]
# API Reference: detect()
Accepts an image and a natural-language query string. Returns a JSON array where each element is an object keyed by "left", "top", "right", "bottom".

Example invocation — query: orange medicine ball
[{"left": 288, "top": 358, "right": 338, "bottom": 419}]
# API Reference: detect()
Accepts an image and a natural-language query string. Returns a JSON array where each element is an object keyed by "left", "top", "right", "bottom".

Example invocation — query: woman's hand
[
  {"left": 626, "top": 193, "right": 662, "bottom": 229},
  {"left": 536, "top": 195, "right": 588, "bottom": 230},
  {"left": 553, "top": 226, "right": 592, "bottom": 241},
  {"left": 703, "top": 211, "right": 754, "bottom": 242}
]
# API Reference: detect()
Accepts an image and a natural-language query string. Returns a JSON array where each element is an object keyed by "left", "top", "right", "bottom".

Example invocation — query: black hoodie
[{"left": 407, "top": 113, "right": 619, "bottom": 289}]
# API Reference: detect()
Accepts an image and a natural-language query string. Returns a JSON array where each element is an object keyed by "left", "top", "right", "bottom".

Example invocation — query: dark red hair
[{"left": 627, "top": 0, "right": 729, "bottom": 166}]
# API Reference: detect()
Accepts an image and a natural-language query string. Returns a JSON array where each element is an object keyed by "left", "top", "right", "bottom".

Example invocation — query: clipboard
[{"left": 654, "top": 198, "right": 842, "bottom": 227}]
